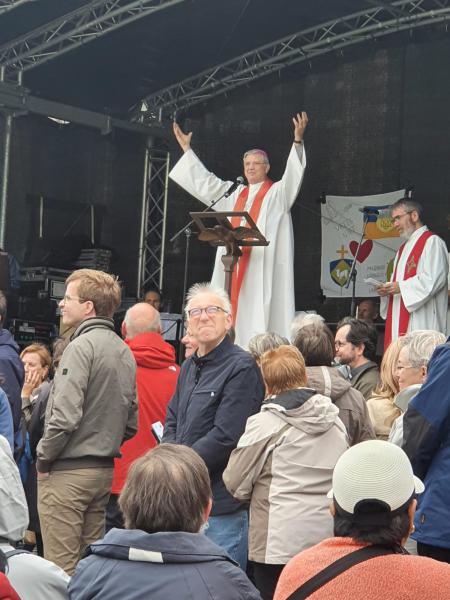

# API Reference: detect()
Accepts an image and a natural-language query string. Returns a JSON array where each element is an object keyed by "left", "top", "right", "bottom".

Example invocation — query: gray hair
[
  {"left": 124, "top": 305, "right": 161, "bottom": 339},
  {"left": 248, "top": 332, "right": 290, "bottom": 360},
  {"left": 185, "top": 282, "right": 231, "bottom": 318},
  {"left": 390, "top": 198, "right": 424, "bottom": 222},
  {"left": 243, "top": 149, "right": 269, "bottom": 164},
  {"left": 290, "top": 312, "right": 325, "bottom": 343},
  {"left": 402, "top": 329, "right": 446, "bottom": 368}
]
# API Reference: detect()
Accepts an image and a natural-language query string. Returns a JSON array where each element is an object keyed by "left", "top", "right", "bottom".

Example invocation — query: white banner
[{"left": 320, "top": 190, "right": 404, "bottom": 298}]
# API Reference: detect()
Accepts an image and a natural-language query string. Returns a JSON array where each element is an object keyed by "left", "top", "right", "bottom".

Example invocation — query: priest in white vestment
[
  {"left": 169, "top": 113, "right": 308, "bottom": 348},
  {"left": 378, "top": 198, "right": 448, "bottom": 346}
]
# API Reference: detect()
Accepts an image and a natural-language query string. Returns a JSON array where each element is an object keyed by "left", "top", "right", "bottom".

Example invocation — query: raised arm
[
  {"left": 278, "top": 111, "right": 308, "bottom": 211},
  {"left": 293, "top": 111, "right": 308, "bottom": 144},
  {"left": 173, "top": 122, "right": 193, "bottom": 153},
  {"left": 169, "top": 122, "right": 237, "bottom": 209}
]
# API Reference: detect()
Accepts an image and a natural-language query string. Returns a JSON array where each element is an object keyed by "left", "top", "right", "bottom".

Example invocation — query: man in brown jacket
[
  {"left": 294, "top": 323, "right": 375, "bottom": 445},
  {"left": 37, "top": 269, "right": 137, "bottom": 575},
  {"left": 334, "top": 317, "right": 380, "bottom": 400}
]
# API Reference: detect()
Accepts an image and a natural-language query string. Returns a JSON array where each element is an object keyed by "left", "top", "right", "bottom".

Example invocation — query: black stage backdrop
[{"left": 4, "top": 33, "right": 450, "bottom": 319}]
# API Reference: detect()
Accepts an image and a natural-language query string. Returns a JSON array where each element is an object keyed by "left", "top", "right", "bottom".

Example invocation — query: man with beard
[{"left": 377, "top": 199, "right": 448, "bottom": 347}]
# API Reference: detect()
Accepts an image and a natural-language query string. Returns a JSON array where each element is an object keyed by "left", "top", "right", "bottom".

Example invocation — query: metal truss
[
  {"left": 0, "top": 0, "right": 185, "bottom": 76},
  {"left": 136, "top": 0, "right": 450, "bottom": 120},
  {"left": 0, "top": 0, "right": 35, "bottom": 14},
  {"left": 137, "top": 144, "right": 170, "bottom": 297}
]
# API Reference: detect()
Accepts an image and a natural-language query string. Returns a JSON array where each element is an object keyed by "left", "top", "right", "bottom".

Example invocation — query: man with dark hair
[
  {"left": 143, "top": 286, "right": 162, "bottom": 311},
  {"left": 294, "top": 323, "right": 375, "bottom": 445},
  {"left": 0, "top": 291, "right": 24, "bottom": 456},
  {"left": 36, "top": 269, "right": 137, "bottom": 575},
  {"left": 376, "top": 198, "right": 448, "bottom": 348},
  {"left": 334, "top": 317, "right": 380, "bottom": 400},
  {"left": 69, "top": 445, "right": 261, "bottom": 600},
  {"left": 357, "top": 298, "right": 379, "bottom": 322},
  {"left": 274, "top": 440, "right": 450, "bottom": 600},
  {"left": 163, "top": 282, "right": 265, "bottom": 569}
]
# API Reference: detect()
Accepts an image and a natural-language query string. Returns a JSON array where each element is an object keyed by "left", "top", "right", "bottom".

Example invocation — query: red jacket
[
  {"left": 0, "top": 573, "right": 21, "bottom": 600},
  {"left": 111, "top": 332, "right": 179, "bottom": 494}
]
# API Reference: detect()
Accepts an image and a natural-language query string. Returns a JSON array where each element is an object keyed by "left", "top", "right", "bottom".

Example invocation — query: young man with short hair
[{"left": 37, "top": 269, "right": 137, "bottom": 575}]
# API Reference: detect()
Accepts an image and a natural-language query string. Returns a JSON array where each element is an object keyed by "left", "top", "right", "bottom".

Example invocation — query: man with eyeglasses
[
  {"left": 169, "top": 113, "right": 308, "bottom": 349},
  {"left": 163, "top": 282, "right": 265, "bottom": 569},
  {"left": 36, "top": 269, "right": 137, "bottom": 576},
  {"left": 334, "top": 317, "right": 380, "bottom": 401},
  {"left": 376, "top": 198, "right": 448, "bottom": 349}
]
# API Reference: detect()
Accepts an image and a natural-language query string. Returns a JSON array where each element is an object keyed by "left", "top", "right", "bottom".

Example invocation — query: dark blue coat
[
  {"left": 163, "top": 336, "right": 265, "bottom": 516},
  {"left": 0, "top": 388, "right": 13, "bottom": 450},
  {"left": 0, "top": 328, "right": 24, "bottom": 433},
  {"left": 403, "top": 340, "right": 450, "bottom": 549},
  {"left": 69, "top": 529, "right": 261, "bottom": 600}
]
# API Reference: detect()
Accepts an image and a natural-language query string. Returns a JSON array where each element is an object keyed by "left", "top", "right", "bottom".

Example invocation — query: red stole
[
  {"left": 230, "top": 179, "right": 273, "bottom": 322},
  {"left": 384, "top": 230, "right": 434, "bottom": 349}
]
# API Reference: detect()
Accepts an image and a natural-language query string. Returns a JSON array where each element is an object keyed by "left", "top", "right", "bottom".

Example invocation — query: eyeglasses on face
[
  {"left": 395, "top": 364, "right": 418, "bottom": 372},
  {"left": 334, "top": 340, "right": 349, "bottom": 349},
  {"left": 187, "top": 305, "right": 228, "bottom": 319},
  {"left": 392, "top": 211, "right": 413, "bottom": 223},
  {"left": 62, "top": 294, "right": 86, "bottom": 303}
]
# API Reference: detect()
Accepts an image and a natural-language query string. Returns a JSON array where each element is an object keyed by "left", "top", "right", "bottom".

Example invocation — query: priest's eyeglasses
[
  {"left": 187, "top": 305, "right": 228, "bottom": 319},
  {"left": 392, "top": 211, "right": 413, "bottom": 223}
]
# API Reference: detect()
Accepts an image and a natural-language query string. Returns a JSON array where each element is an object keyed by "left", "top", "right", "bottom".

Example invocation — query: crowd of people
[{"left": 0, "top": 254, "right": 449, "bottom": 599}]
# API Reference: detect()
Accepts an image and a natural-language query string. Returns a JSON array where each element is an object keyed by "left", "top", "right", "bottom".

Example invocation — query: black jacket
[
  {"left": 163, "top": 336, "right": 264, "bottom": 515},
  {"left": 0, "top": 328, "right": 24, "bottom": 433},
  {"left": 69, "top": 529, "right": 261, "bottom": 600}
]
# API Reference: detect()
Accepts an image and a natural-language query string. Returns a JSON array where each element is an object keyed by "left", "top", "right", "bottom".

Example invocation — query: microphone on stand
[
  {"left": 358, "top": 206, "right": 380, "bottom": 215},
  {"left": 224, "top": 176, "right": 245, "bottom": 197}
]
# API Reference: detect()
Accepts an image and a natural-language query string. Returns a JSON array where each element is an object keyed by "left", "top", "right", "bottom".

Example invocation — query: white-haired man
[
  {"left": 162, "top": 283, "right": 265, "bottom": 569},
  {"left": 170, "top": 114, "right": 308, "bottom": 348}
]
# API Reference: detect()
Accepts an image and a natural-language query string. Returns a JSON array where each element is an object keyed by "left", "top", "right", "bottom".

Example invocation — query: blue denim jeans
[{"left": 205, "top": 508, "right": 248, "bottom": 570}]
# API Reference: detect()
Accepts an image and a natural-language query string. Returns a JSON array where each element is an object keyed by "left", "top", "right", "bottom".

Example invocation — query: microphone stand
[
  {"left": 170, "top": 180, "right": 243, "bottom": 346},
  {"left": 345, "top": 211, "right": 371, "bottom": 317}
]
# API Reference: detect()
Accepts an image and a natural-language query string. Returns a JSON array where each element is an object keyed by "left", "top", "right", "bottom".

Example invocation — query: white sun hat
[{"left": 328, "top": 440, "right": 424, "bottom": 523}]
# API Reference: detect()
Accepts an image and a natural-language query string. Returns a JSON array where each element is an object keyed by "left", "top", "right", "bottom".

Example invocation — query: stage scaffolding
[
  {"left": 0, "top": 82, "right": 168, "bottom": 296},
  {"left": 137, "top": 141, "right": 170, "bottom": 298}
]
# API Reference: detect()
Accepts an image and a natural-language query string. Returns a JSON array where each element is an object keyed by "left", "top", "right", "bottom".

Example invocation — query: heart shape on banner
[{"left": 349, "top": 239, "right": 373, "bottom": 263}]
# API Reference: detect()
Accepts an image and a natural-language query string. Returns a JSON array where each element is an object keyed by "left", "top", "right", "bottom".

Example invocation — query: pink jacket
[{"left": 275, "top": 537, "right": 450, "bottom": 600}]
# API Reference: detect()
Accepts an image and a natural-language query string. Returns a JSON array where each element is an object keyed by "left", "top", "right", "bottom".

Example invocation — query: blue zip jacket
[
  {"left": 0, "top": 388, "right": 14, "bottom": 450},
  {"left": 0, "top": 328, "right": 24, "bottom": 433},
  {"left": 403, "top": 340, "right": 450, "bottom": 548},
  {"left": 163, "top": 336, "right": 264, "bottom": 516},
  {"left": 69, "top": 529, "right": 261, "bottom": 600}
]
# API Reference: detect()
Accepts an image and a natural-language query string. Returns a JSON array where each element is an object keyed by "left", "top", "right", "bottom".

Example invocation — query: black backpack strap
[{"left": 286, "top": 545, "right": 397, "bottom": 600}]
